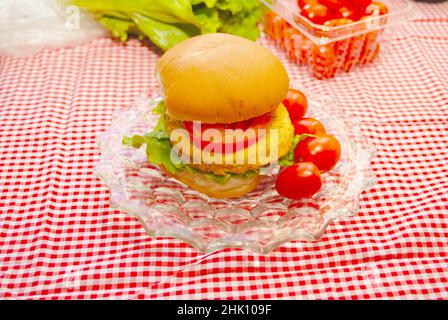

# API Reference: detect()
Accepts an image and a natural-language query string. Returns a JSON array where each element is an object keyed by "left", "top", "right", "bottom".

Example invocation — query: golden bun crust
[
  {"left": 157, "top": 33, "right": 290, "bottom": 124},
  {"left": 162, "top": 167, "right": 260, "bottom": 199}
]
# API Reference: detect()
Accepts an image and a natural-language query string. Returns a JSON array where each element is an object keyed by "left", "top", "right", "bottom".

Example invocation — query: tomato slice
[{"left": 183, "top": 113, "right": 272, "bottom": 154}]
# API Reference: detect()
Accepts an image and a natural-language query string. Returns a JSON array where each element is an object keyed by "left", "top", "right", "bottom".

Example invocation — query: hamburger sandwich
[{"left": 124, "top": 33, "right": 295, "bottom": 198}]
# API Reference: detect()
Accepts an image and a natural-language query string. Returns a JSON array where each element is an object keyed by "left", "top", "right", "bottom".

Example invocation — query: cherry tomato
[
  {"left": 324, "top": 18, "right": 354, "bottom": 28},
  {"left": 337, "top": 6, "right": 363, "bottom": 20},
  {"left": 312, "top": 44, "right": 337, "bottom": 79},
  {"left": 297, "top": 0, "right": 318, "bottom": 9},
  {"left": 320, "top": 0, "right": 351, "bottom": 10},
  {"left": 366, "top": 1, "right": 388, "bottom": 16},
  {"left": 276, "top": 162, "right": 323, "bottom": 199},
  {"left": 317, "top": 1, "right": 371, "bottom": 21},
  {"left": 293, "top": 117, "right": 327, "bottom": 135},
  {"left": 283, "top": 89, "right": 308, "bottom": 121},
  {"left": 301, "top": 3, "right": 333, "bottom": 25},
  {"left": 294, "top": 134, "right": 341, "bottom": 172},
  {"left": 350, "top": 0, "right": 373, "bottom": 12}
]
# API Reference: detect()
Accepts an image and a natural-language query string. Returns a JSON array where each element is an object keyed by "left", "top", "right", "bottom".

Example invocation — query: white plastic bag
[{"left": 0, "top": 0, "right": 107, "bottom": 57}]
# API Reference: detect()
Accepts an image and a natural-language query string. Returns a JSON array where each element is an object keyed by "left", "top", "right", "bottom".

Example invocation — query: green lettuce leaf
[
  {"left": 218, "top": 8, "right": 261, "bottom": 41},
  {"left": 214, "top": 0, "right": 261, "bottom": 15},
  {"left": 73, "top": 0, "right": 201, "bottom": 26},
  {"left": 191, "top": 0, "right": 218, "bottom": 9},
  {"left": 122, "top": 130, "right": 182, "bottom": 174},
  {"left": 194, "top": 0, "right": 262, "bottom": 40},
  {"left": 130, "top": 13, "right": 199, "bottom": 51},
  {"left": 71, "top": 0, "right": 262, "bottom": 51},
  {"left": 278, "top": 135, "right": 310, "bottom": 167},
  {"left": 99, "top": 16, "right": 135, "bottom": 42},
  {"left": 122, "top": 101, "right": 180, "bottom": 174},
  {"left": 194, "top": 7, "right": 221, "bottom": 34}
]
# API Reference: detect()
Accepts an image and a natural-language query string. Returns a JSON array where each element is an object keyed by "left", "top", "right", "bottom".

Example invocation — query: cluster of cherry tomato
[
  {"left": 276, "top": 89, "right": 341, "bottom": 200},
  {"left": 298, "top": 0, "right": 388, "bottom": 25},
  {"left": 264, "top": 1, "right": 389, "bottom": 79}
]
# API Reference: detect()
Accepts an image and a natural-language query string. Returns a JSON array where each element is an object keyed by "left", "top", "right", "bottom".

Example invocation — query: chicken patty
[{"left": 165, "top": 104, "right": 294, "bottom": 176}]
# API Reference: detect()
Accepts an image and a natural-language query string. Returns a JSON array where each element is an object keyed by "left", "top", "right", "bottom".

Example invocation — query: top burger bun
[{"left": 156, "top": 33, "right": 290, "bottom": 124}]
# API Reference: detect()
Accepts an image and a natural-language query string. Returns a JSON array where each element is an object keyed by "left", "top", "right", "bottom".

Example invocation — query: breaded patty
[{"left": 166, "top": 104, "right": 294, "bottom": 176}]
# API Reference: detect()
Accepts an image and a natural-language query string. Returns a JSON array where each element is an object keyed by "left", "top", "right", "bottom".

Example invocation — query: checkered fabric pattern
[{"left": 1, "top": 3, "right": 447, "bottom": 300}]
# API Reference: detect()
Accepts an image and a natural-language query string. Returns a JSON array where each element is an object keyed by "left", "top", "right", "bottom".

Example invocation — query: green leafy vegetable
[
  {"left": 193, "top": 0, "right": 262, "bottom": 40},
  {"left": 71, "top": 0, "right": 262, "bottom": 51},
  {"left": 123, "top": 102, "right": 258, "bottom": 184},
  {"left": 194, "top": 7, "right": 222, "bottom": 34},
  {"left": 99, "top": 16, "right": 136, "bottom": 42},
  {"left": 130, "top": 13, "right": 198, "bottom": 51},
  {"left": 122, "top": 131, "right": 182, "bottom": 174},
  {"left": 73, "top": 0, "right": 201, "bottom": 26},
  {"left": 218, "top": 8, "right": 262, "bottom": 41},
  {"left": 122, "top": 101, "right": 182, "bottom": 174},
  {"left": 278, "top": 134, "right": 310, "bottom": 167}
]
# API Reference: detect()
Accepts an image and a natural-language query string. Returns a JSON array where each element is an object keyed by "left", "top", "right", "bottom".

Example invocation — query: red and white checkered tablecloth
[{"left": 1, "top": 2, "right": 447, "bottom": 300}]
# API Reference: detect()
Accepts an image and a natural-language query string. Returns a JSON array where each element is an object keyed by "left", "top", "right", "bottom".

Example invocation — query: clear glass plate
[{"left": 96, "top": 91, "right": 375, "bottom": 254}]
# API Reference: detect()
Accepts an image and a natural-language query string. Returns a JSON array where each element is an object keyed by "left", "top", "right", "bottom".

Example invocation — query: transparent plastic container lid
[{"left": 260, "top": 0, "right": 418, "bottom": 45}]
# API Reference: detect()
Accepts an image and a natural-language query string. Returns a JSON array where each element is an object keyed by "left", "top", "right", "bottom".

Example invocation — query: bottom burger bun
[{"left": 161, "top": 166, "right": 260, "bottom": 199}]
